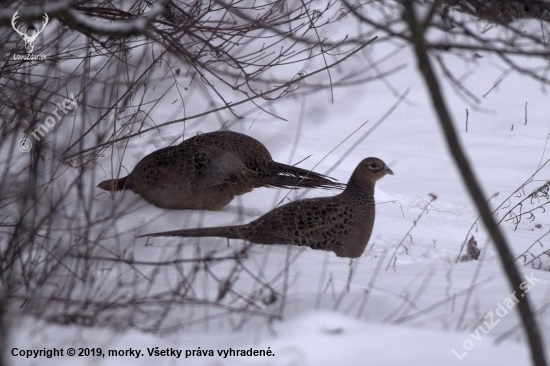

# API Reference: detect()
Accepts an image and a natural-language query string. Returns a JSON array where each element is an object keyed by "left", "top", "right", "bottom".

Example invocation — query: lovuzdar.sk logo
[{"left": 11, "top": 10, "right": 49, "bottom": 60}]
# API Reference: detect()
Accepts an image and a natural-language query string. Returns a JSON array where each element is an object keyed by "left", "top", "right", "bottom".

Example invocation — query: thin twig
[{"left": 386, "top": 193, "right": 437, "bottom": 271}]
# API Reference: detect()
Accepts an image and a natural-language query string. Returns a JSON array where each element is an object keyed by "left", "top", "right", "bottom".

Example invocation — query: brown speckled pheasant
[
  {"left": 97, "top": 131, "right": 342, "bottom": 210},
  {"left": 139, "top": 157, "right": 393, "bottom": 258},
  {"left": 183, "top": 131, "right": 335, "bottom": 182}
]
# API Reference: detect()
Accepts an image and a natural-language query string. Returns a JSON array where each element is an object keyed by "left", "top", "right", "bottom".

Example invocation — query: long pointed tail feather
[
  {"left": 257, "top": 173, "right": 345, "bottom": 190},
  {"left": 269, "top": 161, "right": 338, "bottom": 181},
  {"left": 97, "top": 176, "right": 128, "bottom": 191},
  {"left": 138, "top": 225, "right": 248, "bottom": 239}
]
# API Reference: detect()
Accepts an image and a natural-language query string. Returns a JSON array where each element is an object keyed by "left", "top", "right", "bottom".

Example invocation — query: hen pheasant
[
  {"left": 139, "top": 157, "right": 393, "bottom": 258},
  {"left": 97, "top": 131, "right": 342, "bottom": 210},
  {"left": 186, "top": 131, "right": 342, "bottom": 184}
]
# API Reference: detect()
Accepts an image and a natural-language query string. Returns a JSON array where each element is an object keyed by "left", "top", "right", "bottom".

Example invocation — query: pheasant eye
[{"left": 368, "top": 163, "right": 378, "bottom": 170}]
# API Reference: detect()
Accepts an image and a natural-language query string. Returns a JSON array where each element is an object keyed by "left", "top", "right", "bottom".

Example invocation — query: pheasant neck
[{"left": 344, "top": 178, "right": 375, "bottom": 197}]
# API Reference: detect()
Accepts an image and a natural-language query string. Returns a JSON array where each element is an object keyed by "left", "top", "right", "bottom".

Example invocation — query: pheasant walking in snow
[
  {"left": 139, "top": 157, "right": 393, "bottom": 258},
  {"left": 97, "top": 131, "right": 342, "bottom": 210}
]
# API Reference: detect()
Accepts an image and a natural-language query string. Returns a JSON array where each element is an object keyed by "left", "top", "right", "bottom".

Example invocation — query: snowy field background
[{"left": 6, "top": 5, "right": 550, "bottom": 366}]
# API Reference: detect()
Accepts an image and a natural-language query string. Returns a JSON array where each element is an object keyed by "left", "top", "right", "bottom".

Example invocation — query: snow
[
  {"left": 10, "top": 310, "right": 531, "bottom": 365},
  {"left": 8, "top": 8, "right": 550, "bottom": 366}
]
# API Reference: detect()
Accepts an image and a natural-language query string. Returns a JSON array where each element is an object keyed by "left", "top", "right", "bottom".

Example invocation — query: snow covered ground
[
  {"left": 8, "top": 13, "right": 550, "bottom": 366},
  {"left": 11, "top": 309, "right": 533, "bottom": 365}
]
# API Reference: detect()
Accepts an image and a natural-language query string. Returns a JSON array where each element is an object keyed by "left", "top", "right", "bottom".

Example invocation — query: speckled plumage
[
  {"left": 140, "top": 157, "right": 393, "bottom": 258},
  {"left": 183, "top": 131, "right": 336, "bottom": 182},
  {"left": 97, "top": 131, "right": 342, "bottom": 210}
]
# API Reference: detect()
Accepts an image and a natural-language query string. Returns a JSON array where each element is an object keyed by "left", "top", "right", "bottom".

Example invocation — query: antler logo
[{"left": 12, "top": 11, "right": 49, "bottom": 53}]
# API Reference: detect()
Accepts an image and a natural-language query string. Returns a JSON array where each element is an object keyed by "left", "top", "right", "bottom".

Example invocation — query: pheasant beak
[{"left": 384, "top": 166, "right": 394, "bottom": 175}]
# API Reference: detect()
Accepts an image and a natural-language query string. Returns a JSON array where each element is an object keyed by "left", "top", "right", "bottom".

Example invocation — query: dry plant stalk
[
  {"left": 0, "top": 0, "right": 383, "bottom": 333},
  {"left": 386, "top": 193, "right": 437, "bottom": 271}
]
